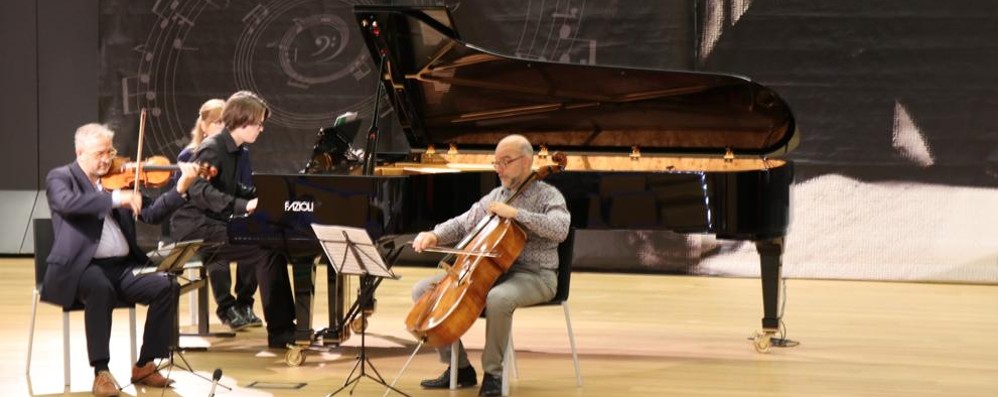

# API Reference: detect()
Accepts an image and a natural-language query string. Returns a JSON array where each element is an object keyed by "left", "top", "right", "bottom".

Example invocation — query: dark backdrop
[
  {"left": 91, "top": 0, "right": 998, "bottom": 187},
  {"left": 7, "top": 0, "right": 995, "bottom": 190},
  {"left": 3, "top": 1, "right": 996, "bottom": 272}
]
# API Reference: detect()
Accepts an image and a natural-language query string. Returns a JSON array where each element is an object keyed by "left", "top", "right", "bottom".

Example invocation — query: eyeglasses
[
  {"left": 492, "top": 155, "right": 524, "bottom": 169},
  {"left": 87, "top": 148, "right": 118, "bottom": 160}
]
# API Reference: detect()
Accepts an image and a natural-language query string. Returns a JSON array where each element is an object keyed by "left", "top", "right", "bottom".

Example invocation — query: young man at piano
[
  {"left": 410, "top": 134, "right": 571, "bottom": 397},
  {"left": 43, "top": 123, "right": 200, "bottom": 396},
  {"left": 170, "top": 98, "right": 262, "bottom": 331},
  {"left": 171, "top": 91, "right": 297, "bottom": 348}
]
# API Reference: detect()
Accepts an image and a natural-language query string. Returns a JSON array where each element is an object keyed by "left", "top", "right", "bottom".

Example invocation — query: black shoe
[
  {"left": 420, "top": 366, "right": 477, "bottom": 389},
  {"left": 240, "top": 305, "right": 263, "bottom": 327},
  {"left": 267, "top": 330, "right": 296, "bottom": 349},
  {"left": 221, "top": 306, "right": 250, "bottom": 331},
  {"left": 479, "top": 373, "right": 501, "bottom": 397}
]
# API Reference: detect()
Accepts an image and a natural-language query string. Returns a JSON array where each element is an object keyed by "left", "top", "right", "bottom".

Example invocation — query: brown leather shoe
[
  {"left": 130, "top": 362, "right": 175, "bottom": 388},
  {"left": 92, "top": 370, "right": 120, "bottom": 397}
]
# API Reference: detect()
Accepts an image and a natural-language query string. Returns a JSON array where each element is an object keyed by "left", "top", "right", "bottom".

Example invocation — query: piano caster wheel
[
  {"left": 753, "top": 331, "right": 773, "bottom": 353},
  {"left": 286, "top": 346, "right": 307, "bottom": 367},
  {"left": 351, "top": 316, "right": 369, "bottom": 334}
]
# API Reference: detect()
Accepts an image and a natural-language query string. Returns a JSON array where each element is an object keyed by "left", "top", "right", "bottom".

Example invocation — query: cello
[{"left": 405, "top": 152, "right": 567, "bottom": 348}]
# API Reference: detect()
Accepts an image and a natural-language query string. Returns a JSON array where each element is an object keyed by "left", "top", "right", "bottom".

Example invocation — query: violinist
[
  {"left": 42, "top": 123, "right": 200, "bottom": 396},
  {"left": 172, "top": 91, "right": 297, "bottom": 348},
  {"left": 410, "top": 134, "right": 570, "bottom": 397},
  {"left": 169, "top": 98, "right": 262, "bottom": 331}
]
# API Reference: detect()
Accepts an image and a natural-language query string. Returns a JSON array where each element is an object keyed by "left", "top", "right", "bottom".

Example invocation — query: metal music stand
[
  {"left": 146, "top": 240, "right": 203, "bottom": 272},
  {"left": 312, "top": 224, "right": 409, "bottom": 397},
  {"left": 144, "top": 240, "right": 235, "bottom": 340}
]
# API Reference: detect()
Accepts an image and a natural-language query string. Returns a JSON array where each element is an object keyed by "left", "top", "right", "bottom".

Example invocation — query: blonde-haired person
[
  {"left": 183, "top": 98, "right": 225, "bottom": 156},
  {"left": 170, "top": 98, "right": 261, "bottom": 330}
]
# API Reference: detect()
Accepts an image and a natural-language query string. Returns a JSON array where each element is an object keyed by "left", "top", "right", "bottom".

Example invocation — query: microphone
[{"left": 208, "top": 368, "right": 222, "bottom": 397}]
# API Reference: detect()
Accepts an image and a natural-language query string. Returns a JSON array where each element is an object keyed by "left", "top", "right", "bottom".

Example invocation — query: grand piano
[{"left": 229, "top": 5, "right": 797, "bottom": 354}]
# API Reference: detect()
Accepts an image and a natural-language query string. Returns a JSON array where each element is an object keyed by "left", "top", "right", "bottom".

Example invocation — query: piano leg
[
  {"left": 754, "top": 237, "right": 784, "bottom": 353},
  {"left": 289, "top": 256, "right": 354, "bottom": 342},
  {"left": 284, "top": 257, "right": 353, "bottom": 367},
  {"left": 290, "top": 256, "right": 317, "bottom": 344},
  {"left": 325, "top": 266, "right": 348, "bottom": 342}
]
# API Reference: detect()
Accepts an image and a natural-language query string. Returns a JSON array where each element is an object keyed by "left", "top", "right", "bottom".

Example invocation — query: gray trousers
[{"left": 411, "top": 267, "right": 557, "bottom": 376}]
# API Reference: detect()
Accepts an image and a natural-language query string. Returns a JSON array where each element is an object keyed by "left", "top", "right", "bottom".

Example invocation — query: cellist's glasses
[{"left": 491, "top": 155, "right": 524, "bottom": 169}]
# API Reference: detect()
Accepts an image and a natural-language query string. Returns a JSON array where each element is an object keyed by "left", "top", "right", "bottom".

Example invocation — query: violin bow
[
  {"left": 411, "top": 244, "right": 499, "bottom": 258},
  {"left": 132, "top": 108, "right": 148, "bottom": 220}
]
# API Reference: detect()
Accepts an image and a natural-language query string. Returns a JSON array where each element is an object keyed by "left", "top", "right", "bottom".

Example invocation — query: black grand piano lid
[{"left": 354, "top": 6, "right": 798, "bottom": 157}]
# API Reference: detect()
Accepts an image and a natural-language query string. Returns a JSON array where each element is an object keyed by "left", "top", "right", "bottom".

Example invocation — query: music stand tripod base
[{"left": 312, "top": 224, "right": 411, "bottom": 397}]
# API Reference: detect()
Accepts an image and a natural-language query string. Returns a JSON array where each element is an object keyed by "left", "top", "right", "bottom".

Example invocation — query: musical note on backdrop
[
  {"left": 172, "top": 12, "right": 195, "bottom": 28},
  {"left": 551, "top": 8, "right": 597, "bottom": 64},
  {"left": 151, "top": 0, "right": 178, "bottom": 19},
  {"left": 172, "top": 38, "right": 198, "bottom": 51},
  {"left": 132, "top": 44, "right": 153, "bottom": 62},
  {"left": 352, "top": 56, "right": 372, "bottom": 81},
  {"left": 150, "top": 0, "right": 179, "bottom": 29},
  {"left": 121, "top": 75, "right": 156, "bottom": 115},
  {"left": 243, "top": 4, "right": 270, "bottom": 33}
]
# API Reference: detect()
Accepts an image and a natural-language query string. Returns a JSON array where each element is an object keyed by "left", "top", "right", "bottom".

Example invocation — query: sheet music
[
  {"left": 312, "top": 224, "right": 397, "bottom": 279},
  {"left": 135, "top": 239, "right": 205, "bottom": 275}
]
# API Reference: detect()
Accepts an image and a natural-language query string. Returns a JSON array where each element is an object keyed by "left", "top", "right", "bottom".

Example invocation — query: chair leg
[
  {"left": 63, "top": 311, "right": 70, "bottom": 387},
  {"left": 128, "top": 307, "right": 137, "bottom": 364},
  {"left": 501, "top": 334, "right": 513, "bottom": 396},
  {"left": 449, "top": 340, "right": 459, "bottom": 389},
  {"left": 562, "top": 301, "right": 582, "bottom": 387},
  {"left": 187, "top": 267, "right": 198, "bottom": 325},
  {"left": 508, "top": 335, "right": 518, "bottom": 379},
  {"left": 25, "top": 289, "right": 39, "bottom": 375}
]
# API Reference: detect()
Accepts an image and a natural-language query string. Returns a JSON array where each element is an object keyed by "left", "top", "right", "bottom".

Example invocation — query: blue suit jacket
[{"left": 41, "top": 161, "right": 186, "bottom": 308}]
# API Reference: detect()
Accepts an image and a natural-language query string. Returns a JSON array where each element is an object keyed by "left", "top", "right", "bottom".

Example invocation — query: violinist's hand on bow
[
  {"left": 412, "top": 231, "right": 437, "bottom": 253},
  {"left": 174, "top": 162, "right": 199, "bottom": 195},
  {"left": 487, "top": 202, "right": 518, "bottom": 219},
  {"left": 119, "top": 189, "right": 143, "bottom": 215}
]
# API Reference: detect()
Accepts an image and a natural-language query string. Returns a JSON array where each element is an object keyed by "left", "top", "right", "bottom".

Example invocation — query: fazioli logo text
[{"left": 284, "top": 200, "right": 314, "bottom": 212}]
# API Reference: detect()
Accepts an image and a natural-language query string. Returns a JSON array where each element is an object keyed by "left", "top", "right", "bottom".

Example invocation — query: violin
[{"left": 100, "top": 155, "right": 217, "bottom": 190}]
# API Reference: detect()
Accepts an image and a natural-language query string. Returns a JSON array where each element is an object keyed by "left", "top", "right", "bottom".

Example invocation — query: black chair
[
  {"left": 25, "top": 218, "right": 137, "bottom": 387},
  {"left": 448, "top": 227, "right": 582, "bottom": 395}
]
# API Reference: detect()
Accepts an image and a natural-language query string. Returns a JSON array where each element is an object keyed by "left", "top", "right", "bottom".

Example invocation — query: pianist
[
  {"left": 172, "top": 91, "right": 297, "bottom": 348},
  {"left": 170, "top": 98, "right": 262, "bottom": 331},
  {"left": 410, "top": 134, "right": 571, "bottom": 397}
]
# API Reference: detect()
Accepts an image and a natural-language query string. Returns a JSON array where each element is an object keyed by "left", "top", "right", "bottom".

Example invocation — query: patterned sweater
[{"left": 432, "top": 180, "right": 570, "bottom": 272}]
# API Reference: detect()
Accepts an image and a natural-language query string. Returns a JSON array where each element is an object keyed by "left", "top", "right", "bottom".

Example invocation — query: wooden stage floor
[{"left": 4, "top": 258, "right": 997, "bottom": 396}]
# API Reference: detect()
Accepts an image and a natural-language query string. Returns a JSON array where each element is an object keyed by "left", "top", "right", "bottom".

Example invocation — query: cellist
[{"left": 411, "top": 134, "right": 571, "bottom": 397}]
